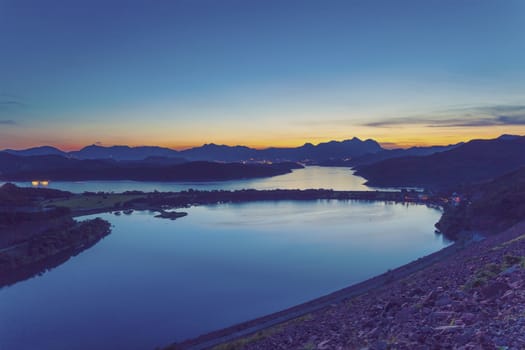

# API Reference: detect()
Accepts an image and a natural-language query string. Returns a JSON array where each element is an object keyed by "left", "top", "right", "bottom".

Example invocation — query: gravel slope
[{"left": 242, "top": 221, "right": 525, "bottom": 350}]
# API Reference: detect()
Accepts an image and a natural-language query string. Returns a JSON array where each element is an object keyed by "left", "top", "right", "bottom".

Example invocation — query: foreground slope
[
  {"left": 234, "top": 221, "right": 525, "bottom": 350},
  {"left": 179, "top": 167, "right": 525, "bottom": 350}
]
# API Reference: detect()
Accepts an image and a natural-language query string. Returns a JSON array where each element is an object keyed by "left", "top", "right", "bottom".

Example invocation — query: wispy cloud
[
  {"left": 0, "top": 119, "right": 17, "bottom": 125},
  {"left": 441, "top": 105, "right": 525, "bottom": 115},
  {"left": 0, "top": 93, "right": 25, "bottom": 105},
  {"left": 0, "top": 100, "right": 25, "bottom": 107},
  {"left": 364, "top": 104, "right": 525, "bottom": 128},
  {"left": 0, "top": 95, "right": 26, "bottom": 125},
  {"left": 429, "top": 115, "right": 525, "bottom": 127}
]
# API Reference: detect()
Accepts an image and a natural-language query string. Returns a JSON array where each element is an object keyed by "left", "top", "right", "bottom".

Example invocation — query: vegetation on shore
[
  {"left": 437, "top": 166, "right": 525, "bottom": 239},
  {"left": 48, "top": 193, "right": 144, "bottom": 211},
  {"left": 0, "top": 184, "right": 111, "bottom": 288},
  {"left": 46, "top": 188, "right": 430, "bottom": 213},
  {"left": 0, "top": 218, "right": 111, "bottom": 288},
  {"left": 154, "top": 210, "right": 188, "bottom": 220}
]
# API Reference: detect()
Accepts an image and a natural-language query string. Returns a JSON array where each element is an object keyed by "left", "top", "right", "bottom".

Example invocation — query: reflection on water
[
  {"left": 0, "top": 200, "right": 449, "bottom": 350},
  {"left": 1, "top": 166, "right": 372, "bottom": 193}
]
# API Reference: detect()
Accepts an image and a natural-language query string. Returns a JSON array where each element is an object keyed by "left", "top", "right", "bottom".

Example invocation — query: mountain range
[
  {"left": 3, "top": 135, "right": 524, "bottom": 189},
  {"left": 2, "top": 137, "right": 458, "bottom": 164}
]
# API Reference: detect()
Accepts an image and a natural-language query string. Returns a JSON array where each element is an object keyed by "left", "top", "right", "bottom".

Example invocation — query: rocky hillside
[
  {"left": 239, "top": 221, "right": 525, "bottom": 350},
  {"left": 436, "top": 166, "right": 525, "bottom": 238}
]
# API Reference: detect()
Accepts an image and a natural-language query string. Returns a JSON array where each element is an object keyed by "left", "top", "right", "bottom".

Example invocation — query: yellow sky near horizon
[{"left": 4, "top": 124, "right": 524, "bottom": 152}]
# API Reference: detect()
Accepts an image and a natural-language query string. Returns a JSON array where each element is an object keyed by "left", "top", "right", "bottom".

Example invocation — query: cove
[{"left": 0, "top": 200, "right": 449, "bottom": 350}]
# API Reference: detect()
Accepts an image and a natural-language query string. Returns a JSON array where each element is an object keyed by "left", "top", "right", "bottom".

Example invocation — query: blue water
[
  {"left": 0, "top": 200, "right": 449, "bottom": 350},
  {"left": 2, "top": 166, "right": 374, "bottom": 193}
]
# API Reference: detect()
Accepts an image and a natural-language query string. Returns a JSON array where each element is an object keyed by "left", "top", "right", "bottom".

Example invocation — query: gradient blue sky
[{"left": 1, "top": 0, "right": 524, "bottom": 150}]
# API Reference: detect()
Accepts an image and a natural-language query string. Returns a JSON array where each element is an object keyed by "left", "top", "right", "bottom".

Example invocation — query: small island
[{"left": 155, "top": 210, "right": 188, "bottom": 220}]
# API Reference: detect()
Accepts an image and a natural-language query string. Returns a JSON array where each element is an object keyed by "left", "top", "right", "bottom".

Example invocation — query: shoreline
[
  {"left": 61, "top": 188, "right": 442, "bottom": 217},
  {"left": 2, "top": 184, "right": 460, "bottom": 349},
  {"left": 165, "top": 238, "right": 468, "bottom": 350},
  {"left": 232, "top": 220, "right": 525, "bottom": 349},
  {"left": 0, "top": 218, "right": 111, "bottom": 288}
]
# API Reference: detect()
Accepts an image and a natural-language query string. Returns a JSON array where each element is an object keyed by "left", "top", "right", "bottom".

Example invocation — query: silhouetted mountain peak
[
  {"left": 83, "top": 144, "right": 106, "bottom": 149},
  {"left": 364, "top": 138, "right": 379, "bottom": 144},
  {"left": 4, "top": 137, "right": 384, "bottom": 163},
  {"left": 498, "top": 134, "right": 521, "bottom": 141},
  {"left": 199, "top": 143, "right": 251, "bottom": 150}
]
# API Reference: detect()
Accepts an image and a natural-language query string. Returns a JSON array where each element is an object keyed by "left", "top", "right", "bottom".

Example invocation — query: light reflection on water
[
  {"left": 0, "top": 200, "right": 449, "bottom": 350},
  {"left": 1, "top": 166, "right": 374, "bottom": 193}
]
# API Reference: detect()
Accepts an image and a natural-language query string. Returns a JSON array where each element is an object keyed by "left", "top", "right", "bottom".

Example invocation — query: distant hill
[
  {"left": 2, "top": 137, "right": 383, "bottom": 163},
  {"left": 0, "top": 152, "right": 115, "bottom": 176},
  {"left": 0, "top": 183, "right": 71, "bottom": 207},
  {"left": 179, "top": 144, "right": 256, "bottom": 162},
  {"left": 496, "top": 134, "right": 521, "bottom": 141},
  {"left": 129, "top": 156, "right": 188, "bottom": 166},
  {"left": 259, "top": 138, "right": 383, "bottom": 162},
  {"left": 468, "top": 166, "right": 525, "bottom": 233},
  {"left": 349, "top": 143, "right": 462, "bottom": 167},
  {"left": 0, "top": 152, "right": 301, "bottom": 182},
  {"left": 69, "top": 145, "right": 183, "bottom": 161},
  {"left": 179, "top": 138, "right": 383, "bottom": 162},
  {"left": 355, "top": 136, "right": 525, "bottom": 189},
  {"left": 4, "top": 146, "right": 67, "bottom": 157}
]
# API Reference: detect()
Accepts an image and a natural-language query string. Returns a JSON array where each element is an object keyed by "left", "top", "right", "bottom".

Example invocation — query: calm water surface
[
  {"left": 2, "top": 166, "right": 373, "bottom": 193},
  {"left": 0, "top": 200, "right": 449, "bottom": 350}
]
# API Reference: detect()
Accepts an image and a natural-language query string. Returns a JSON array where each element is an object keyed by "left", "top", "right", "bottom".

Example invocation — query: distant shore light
[{"left": 31, "top": 181, "right": 39, "bottom": 186}]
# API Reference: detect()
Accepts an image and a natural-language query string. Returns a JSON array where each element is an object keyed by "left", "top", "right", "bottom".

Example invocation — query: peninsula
[{"left": 0, "top": 184, "right": 111, "bottom": 288}]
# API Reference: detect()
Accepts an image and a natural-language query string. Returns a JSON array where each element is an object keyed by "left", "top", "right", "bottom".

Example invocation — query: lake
[
  {"left": 0, "top": 200, "right": 449, "bottom": 350},
  {"left": 2, "top": 166, "right": 375, "bottom": 193}
]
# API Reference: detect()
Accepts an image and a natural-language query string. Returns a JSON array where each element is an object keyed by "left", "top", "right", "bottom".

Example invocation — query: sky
[{"left": 1, "top": 0, "right": 524, "bottom": 150}]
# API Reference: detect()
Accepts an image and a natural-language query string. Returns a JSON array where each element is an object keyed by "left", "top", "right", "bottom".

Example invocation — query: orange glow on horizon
[
  {"left": 5, "top": 126, "right": 525, "bottom": 152},
  {"left": 34, "top": 134, "right": 524, "bottom": 152}
]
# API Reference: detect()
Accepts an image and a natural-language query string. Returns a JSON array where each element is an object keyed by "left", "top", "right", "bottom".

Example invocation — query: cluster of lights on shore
[{"left": 31, "top": 180, "right": 50, "bottom": 187}]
